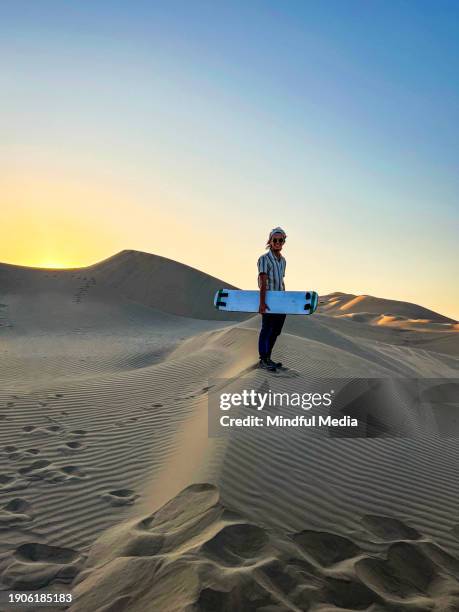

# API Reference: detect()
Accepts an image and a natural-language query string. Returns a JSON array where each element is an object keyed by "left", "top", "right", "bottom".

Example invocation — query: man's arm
[{"left": 258, "top": 273, "right": 269, "bottom": 313}]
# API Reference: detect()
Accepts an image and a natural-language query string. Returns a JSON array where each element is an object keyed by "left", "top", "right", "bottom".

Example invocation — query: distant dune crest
[
  {"left": 0, "top": 250, "right": 246, "bottom": 321},
  {"left": 0, "top": 249, "right": 456, "bottom": 326},
  {"left": 320, "top": 291, "right": 457, "bottom": 331}
]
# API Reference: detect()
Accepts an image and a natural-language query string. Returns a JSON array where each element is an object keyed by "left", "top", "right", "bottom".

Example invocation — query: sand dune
[
  {"left": 320, "top": 292, "right": 457, "bottom": 333},
  {"left": 70, "top": 483, "right": 459, "bottom": 612},
  {"left": 0, "top": 251, "right": 458, "bottom": 611},
  {"left": 84, "top": 249, "right": 247, "bottom": 320}
]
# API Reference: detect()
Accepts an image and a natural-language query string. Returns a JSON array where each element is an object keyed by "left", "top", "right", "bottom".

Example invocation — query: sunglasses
[{"left": 271, "top": 237, "right": 284, "bottom": 244}]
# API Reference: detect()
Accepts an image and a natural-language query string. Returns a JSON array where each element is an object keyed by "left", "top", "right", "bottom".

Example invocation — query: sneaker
[
  {"left": 259, "top": 358, "right": 277, "bottom": 372},
  {"left": 267, "top": 357, "right": 283, "bottom": 368}
]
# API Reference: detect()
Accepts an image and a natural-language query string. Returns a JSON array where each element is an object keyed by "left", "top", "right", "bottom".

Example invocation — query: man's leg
[
  {"left": 258, "top": 314, "right": 275, "bottom": 360},
  {"left": 267, "top": 314, "right": 286, "bottom": 359}
]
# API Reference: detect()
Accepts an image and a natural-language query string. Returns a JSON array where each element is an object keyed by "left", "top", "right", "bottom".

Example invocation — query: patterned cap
[{"left": 269, "top": 227, "right": 287, "bottom": 239}]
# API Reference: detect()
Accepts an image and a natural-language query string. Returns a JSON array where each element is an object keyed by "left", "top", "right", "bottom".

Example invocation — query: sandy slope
[
  {"left": 321, "top": 292, "right": 457, "bottom": 333},
  {"left": 0, "top": 250, "right": 458, "bottom": 611},
  {"left": 71, "top": 484, "right": 459, "bottom": 612}
]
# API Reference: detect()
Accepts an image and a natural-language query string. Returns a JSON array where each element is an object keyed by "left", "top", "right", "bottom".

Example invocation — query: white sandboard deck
[{"left": 214, "top": 289, "right": 319, "bottom": 315}]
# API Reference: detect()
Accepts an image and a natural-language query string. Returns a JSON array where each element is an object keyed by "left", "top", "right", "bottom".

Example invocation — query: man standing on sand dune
[{"left": 257, "top": 227, "right": 287, "bottom": 372}]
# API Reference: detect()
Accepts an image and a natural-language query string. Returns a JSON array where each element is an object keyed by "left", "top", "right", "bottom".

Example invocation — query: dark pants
[{"left": 258, "top": 313, "right": 286, "bottom": 359}]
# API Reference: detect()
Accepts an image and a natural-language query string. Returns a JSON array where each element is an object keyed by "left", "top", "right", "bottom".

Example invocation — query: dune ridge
[
  {"left": 0, "top": 250, "right": 246, "bottom": 321},
  {"left": 320, "top": 292, "right": 457, "bottom": 333},
  {"left": 0, "top": 250, "right": 458, "bottom": 610}
]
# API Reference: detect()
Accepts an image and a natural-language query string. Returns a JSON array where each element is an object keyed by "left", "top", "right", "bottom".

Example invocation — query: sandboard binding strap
[
  {"left": 215, "top": 289, "right": 229, "bottom": 309},
  {"left": 304, "top": 292, "right": 319, "bottom": 313}
]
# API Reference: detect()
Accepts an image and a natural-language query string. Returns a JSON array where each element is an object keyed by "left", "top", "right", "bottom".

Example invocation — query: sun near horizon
[
  {"left": 33, "top": 259, "right": 80, "bottom": 270},
  {"left": 1, "top": 2, "right": 458, "bottom": 321},
  {"left": 1, "top": 244, "right": 458, "bottom": 323}
]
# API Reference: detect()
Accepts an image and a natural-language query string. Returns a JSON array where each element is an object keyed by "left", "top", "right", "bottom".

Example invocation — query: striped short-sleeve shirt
[{"left": 257, "top": 250, "right": 286, "bottom": 291}]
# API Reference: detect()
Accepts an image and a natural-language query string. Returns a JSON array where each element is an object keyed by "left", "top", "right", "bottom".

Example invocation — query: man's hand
[{"left": 259, "top": 302, "right": 270, "bottom": 314}]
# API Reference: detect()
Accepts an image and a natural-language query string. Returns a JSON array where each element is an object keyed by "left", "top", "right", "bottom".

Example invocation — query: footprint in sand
[
  {"left": 18, "top": 459, "right": 52, "bottom": 476},
  {"left": 46, "top": 425, "right": 62, "bottom": 433},
  {"left": 53, "top": 465, "right": 87, "bottom": 482},
  {"left": 4, "top": 446, "right": 25, "bottom": 461},
  {"left": 419, "top": 541, "right": 459, "bottom": 578},
  {"left": 0, "top": 498, "right": 32, "bottom": 527},
  {"left": 202, "top": 523, "right": 269, "bottom": 567},
  {"left": 0, "top": 414, "right": 8, "bottom": 420},
  {"left": 60, "top": 465, "right": 86, "bottom": 478},
  {"left": 44, "top": 469, "right": 83, "bottom": 483},
  {"left": 58, "top": 441, "right": 83, "bottom": 454},
  {"left": 292, "top": 530, "right": 362, "bottom": 567},
  {"left": 2, "top": 543, "right": 83, "bottom": 589},
  {"left": 0, "top": 472, "right": 29, "bottom": 492},
  {"left": 355, "top": 541, "right": 441, "bottom": 600},
  {"left": 320, "top": 575, "right": 378, "bottom": 610},
  {"left": 361, "top": 514, "right": 421, "bottom": 541},
  {"left": 69, "top": 429, "right": 87, "bottom": 436},
  {"left": 4, "top": 498, "right": 31, "bottom": 513},
  {"left": 8, "top": 451, "right": 24, "bottom": 461},
  {"left": 6, "top": 402, "right": 14, "bottom": 407},
  {"left": 66, "top": 441, "right": 82, "bottom": 449},
  {"left": 23, "top": 424, "right": 62, "bottom": 435},
  {"left": 102, "top": 489, "right": 139, "bottom": 507},
  {"left": 0, "top": 474, "right": 16, "bottom": 486},
  {"left": 17, "top": 459, "right": 86, "bottom": 483}
]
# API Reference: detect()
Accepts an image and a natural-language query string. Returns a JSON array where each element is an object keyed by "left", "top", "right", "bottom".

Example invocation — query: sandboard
[{"left": 214, "top": 289, "right": 319, "bottom": 315}]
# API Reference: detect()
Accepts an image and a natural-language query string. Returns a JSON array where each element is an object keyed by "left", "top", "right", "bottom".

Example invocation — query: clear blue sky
[{"left": 1, "top": 1, "right": 458, "bottom": 318}]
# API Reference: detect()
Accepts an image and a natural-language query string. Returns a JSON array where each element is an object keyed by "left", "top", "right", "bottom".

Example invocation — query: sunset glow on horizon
[{"left": 2, "top": 1, "right": 458, "bottom": 320}]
